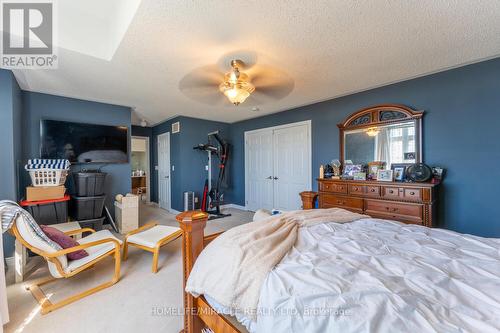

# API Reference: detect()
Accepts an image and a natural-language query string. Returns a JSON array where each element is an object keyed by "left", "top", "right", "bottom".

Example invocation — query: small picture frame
[
  {"left": 431, "top": 167, "right": 445, "bottom": 184},
  {"left": 391, "top": 163, "right": 410, "bottom": 182},
  {"left": 353, "top": 172, "right": 366, "bottom": 181},
  {"left": 343, "top": 164, "right": 363, "bottom": 179},
  {"left": 367, "top": 161, "right": 386, "bottom": 180},
  {"left": 432, "top": 167, "right": 445, "bottom": 180},
  {"left": 377, "top": 169, "right": 393, "bottom": 182}
]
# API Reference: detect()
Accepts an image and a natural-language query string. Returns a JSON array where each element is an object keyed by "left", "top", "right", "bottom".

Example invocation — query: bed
[{"left": 176, "top": 210, "right": 500, "bottom": 333}]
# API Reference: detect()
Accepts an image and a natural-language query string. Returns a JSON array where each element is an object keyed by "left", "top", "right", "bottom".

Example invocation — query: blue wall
[
  {"left": 177, "top": 117, "right": 230, "bottom": 210},
  {"left": 150, "top": 116, "right": 230, "bottom": 211},
  {"left": 228, "top": 58, "right": 500, "bottom": 238},
  {"left": 22, "top": 91, "right": 132, "bottom": 220},
  {"left": 0, "top": 69, "right": 22, "bottom": 256}
]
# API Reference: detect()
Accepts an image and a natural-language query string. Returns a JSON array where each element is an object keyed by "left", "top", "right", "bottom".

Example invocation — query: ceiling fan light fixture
[
  {"left": 219, "top": 60, "right": 255, "bottom": 105},
  {"left": 222, "top": 86, "right": 251, "bottom": 105}
]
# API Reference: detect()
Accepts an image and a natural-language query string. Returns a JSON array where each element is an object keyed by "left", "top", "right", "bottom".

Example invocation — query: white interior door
[
  {"left": 245, "top": 121, "right": 311, "bottom": 212},
  {"left": 273, "top": 124, "right": 311, "bottom": 211},
  {"left": 245, "top": 130, "right": 274, "bottom": 211},
  {"left": 157, "top": 133, "right": 171, "bottom": 210}
]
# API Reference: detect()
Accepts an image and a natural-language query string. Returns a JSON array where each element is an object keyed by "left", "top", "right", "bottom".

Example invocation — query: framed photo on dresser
[
  {"left": 377, "top": 169, "right": 393, "bottom": 182},
  {"left": 367, "top": 161, "right": 386, "bottom": 179},
  {"left": 391, "top": 163, "right": 411, "bottom": 182}
]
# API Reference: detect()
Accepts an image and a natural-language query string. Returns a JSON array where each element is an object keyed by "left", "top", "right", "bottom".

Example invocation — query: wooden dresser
[{"left": 310, "top": 179, "right": 438, "bottom": 227}]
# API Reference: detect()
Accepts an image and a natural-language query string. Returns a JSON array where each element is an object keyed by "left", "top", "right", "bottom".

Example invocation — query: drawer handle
[
  {"left": 389, "top": 190, "right": 394, "bottom": 194},
  {"left": 410, "top": 192, "right": 415, "bottom": 195},
  {"left": 370, "top": 189, "right": 375, "bottom": 192},
  {"left": 386, "top": 207, "right": 398, "bottom": 212}
]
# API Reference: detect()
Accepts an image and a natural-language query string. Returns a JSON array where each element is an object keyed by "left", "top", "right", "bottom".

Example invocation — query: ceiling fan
[
  {"left": 219, "top": 60, "right": 255, "bottom": 105},
  {"left": 179, "top": 59, "right": 294, "bottom": 107}
]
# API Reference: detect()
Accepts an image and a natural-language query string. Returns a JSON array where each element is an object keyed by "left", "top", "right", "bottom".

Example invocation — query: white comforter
[{"left": 209, "top": 218, "right": 500, "bottom": 333}]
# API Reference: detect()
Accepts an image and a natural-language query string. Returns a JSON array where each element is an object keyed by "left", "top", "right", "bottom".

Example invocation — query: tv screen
[{"left": 40, "top": 120, "right": 129, "bottom": 163}]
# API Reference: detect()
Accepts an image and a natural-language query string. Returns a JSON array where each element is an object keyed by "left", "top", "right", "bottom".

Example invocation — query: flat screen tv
[{"left": 40, "top": 120, "right": 129, "bottom": 163}]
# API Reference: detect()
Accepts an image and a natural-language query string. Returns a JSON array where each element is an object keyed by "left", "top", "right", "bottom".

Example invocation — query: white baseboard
[
  {"left": 220, "top": 204, "right": 247, "bottom": 211},
  {"left": 168, "top": 208, "right": 181, "bottom": 215}
]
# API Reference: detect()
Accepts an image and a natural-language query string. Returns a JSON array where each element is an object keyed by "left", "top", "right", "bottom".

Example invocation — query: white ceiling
[{"left": 10, "top": 0, "right": 500, "bottom": 125}]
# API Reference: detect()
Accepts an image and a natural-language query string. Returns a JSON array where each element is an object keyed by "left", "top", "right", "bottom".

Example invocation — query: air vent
[{"left": 172, "top": 121, "right": 180, "bottom": 133}]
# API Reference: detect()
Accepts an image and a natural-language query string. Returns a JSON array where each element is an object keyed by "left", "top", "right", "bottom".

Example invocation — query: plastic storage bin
[
  {"left": 73, "top": 171, "right": 107, "bottom": 196},
  {"left": 20, "top": 195, "right": 70, "bottom": 225},
  {"left": 78, "top": 216, "right": 105, "bottom": 232},
  {"left": 70, "top": 195, "right": 105, "bottom": 220}
]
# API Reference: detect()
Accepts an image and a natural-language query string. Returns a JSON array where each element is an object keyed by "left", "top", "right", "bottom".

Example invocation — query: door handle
[
  {"left": 266, "top": 176, "right": 272, "bottom": 179},
  {"left": 273, "top": 177, "right": 279, "bottom": 180}
]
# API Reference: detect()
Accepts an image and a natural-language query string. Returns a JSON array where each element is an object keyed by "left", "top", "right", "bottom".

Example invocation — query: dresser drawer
[
  {"left": 349, "top": 184, "right": 365, "bottom": 195},
  {"left": 320, "top": 194, "right": 363, "bottom": 210},
  {"left": 365, "top": 199, "right": 423, "bottom": 219},
  {"left": 383, "top": 187, "right": 402, "bottom": 199},
  {"left": 368, "top": 212, "right": 423, "bottom": 225},
  {"left": 319, "top": 182, "right": 348, "bottom": 194},
  {"left": 365, "top": 185, "right": 380, "bottom": 197},
  {"left": 404, "top": 188, "right": 422, "bottom": 201}
]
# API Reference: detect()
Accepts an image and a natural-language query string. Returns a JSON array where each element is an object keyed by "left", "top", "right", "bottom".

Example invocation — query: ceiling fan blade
[
  {"left": 179, "top": 64, "right": 231, "bottom": 105},
  {"left": 249, "top": 65, "right": 295, "bottom": 101},
  {"left": 180, "top": 86, "right": 229, "bottom": 106},
  {"left": 179, "top": 65, "right": 223, "bottom": 90}
]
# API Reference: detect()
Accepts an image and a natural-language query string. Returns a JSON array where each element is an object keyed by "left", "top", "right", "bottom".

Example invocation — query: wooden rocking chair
[{"left": 9, "top": 215, "right": 122, "bottom": 314}]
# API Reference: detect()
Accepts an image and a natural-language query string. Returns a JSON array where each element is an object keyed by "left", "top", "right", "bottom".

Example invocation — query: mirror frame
[{"left": 338, "top": 104, "right": 424, "bottom": 166}]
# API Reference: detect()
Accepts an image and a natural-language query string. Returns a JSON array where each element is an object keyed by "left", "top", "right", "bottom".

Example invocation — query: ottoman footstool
[{"left": 123, "top": 223, "right": 182, "bottom": 273}]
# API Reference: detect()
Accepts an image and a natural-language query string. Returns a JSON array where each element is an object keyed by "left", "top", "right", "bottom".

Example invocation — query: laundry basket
[{"left": 25, "top": 159, "right": 70, "bottom": 187}]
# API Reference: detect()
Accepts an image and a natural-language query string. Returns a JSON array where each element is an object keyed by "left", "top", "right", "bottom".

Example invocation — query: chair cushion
[
  {"left": 66, "top": 230, "right": 122, "bottom": 273},
  {"left": 41, "top": 225, "right": 89, "bottom": 260},
  {"left": 15, "top": 215, "right": 68, "bottom": 277},
  {"left": 127, "top": 225, "right": 181, "bottom": 248},
  {"left": 50, "top": 222, "right": 82, "bottom": 233}
]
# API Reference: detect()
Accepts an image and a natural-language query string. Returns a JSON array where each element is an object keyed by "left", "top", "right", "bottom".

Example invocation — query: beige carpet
[{"left": 4, "top": 205, "right": 253, "bottom": 333}]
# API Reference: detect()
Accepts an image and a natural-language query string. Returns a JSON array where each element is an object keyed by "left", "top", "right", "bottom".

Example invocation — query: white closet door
[
  {"left": 245, "top": 130, "right": 274, "bottom": 211},
  {"left": 273, "top": 124, "right": 310, "bottom": 211},
  {"left": 157, "top": 133, "right": 171, "bottom": 210}
]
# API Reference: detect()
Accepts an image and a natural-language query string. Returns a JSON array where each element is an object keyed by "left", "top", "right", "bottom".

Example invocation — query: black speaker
[{"left": 406, "top": 163, "right": 432, "bottom": 182}]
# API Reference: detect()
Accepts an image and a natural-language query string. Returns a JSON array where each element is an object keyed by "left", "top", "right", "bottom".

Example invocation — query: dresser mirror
[{"left": 338, "top": 105, "right": 423, "bottom": 167}]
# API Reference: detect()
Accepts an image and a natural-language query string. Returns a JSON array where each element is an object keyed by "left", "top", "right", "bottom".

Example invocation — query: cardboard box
[
  {"left": 119, "top": 194, "right": 139, "bottom": 208},
  {"left": 26, "top": 186, "right": 66, "bottom": 202},
  {"left": 114, "top": 201, "right": 139, "bottom": 234}
]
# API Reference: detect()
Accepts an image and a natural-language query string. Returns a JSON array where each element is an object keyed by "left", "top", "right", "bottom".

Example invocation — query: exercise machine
[{"left": 193, "top": 131, "right": 231, "bottom": 220}]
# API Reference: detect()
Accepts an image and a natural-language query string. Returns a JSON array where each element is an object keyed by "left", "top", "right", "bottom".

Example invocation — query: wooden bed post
[
  {"left": 176, "top": 211, "right": 209, "bottom": 333},
  {"left": 300, "top": 191, "right": 318, "bottom": 209}
]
